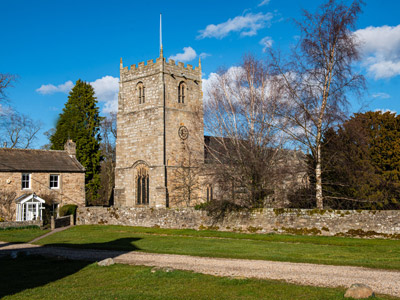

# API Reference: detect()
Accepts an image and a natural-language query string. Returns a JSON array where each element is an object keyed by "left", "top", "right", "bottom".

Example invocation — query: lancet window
[
  {"left": 136, "top": 166, "right": 149, "bottom": 205},
  {"left": 137, "top": 82, "right": 145, "bottom": 104},
  {"left": 178, "top": 81, "right": 186, "bottom": 103}
]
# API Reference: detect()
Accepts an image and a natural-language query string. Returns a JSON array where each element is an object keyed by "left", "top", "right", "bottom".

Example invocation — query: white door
[{"left": 26, "top": 203, "right": 35, "bottom": 221}]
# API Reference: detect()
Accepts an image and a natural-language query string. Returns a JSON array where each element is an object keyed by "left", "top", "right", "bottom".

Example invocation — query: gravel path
[{"left": 1, "top": 241, "right": 399, "bottom": 298}]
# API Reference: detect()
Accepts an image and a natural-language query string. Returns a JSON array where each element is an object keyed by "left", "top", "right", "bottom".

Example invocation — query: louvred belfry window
[{"left": 178, "top": 81, "right": 186, "bottom": 103}]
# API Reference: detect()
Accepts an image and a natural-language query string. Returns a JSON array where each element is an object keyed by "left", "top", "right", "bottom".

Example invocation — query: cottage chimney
[{"left": 64, "top": 139, "right": 76, "bottom": 157}]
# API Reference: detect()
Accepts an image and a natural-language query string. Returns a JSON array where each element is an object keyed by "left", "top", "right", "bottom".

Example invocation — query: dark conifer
[{"left": 50, "top": 79, "right": 102, "bottom": 205}]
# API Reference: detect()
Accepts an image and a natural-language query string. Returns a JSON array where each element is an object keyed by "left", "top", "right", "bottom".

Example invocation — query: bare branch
[{"left": 268, "top": 0, "right": 365, "bottom": 208}]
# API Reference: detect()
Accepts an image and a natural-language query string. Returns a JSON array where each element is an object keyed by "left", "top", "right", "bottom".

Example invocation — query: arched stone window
[
  {"left": 137, "top": 82, "right": 145, "bottom": 104},
  {"left": 136, "top": 165, "right": 149, "bottom": 205},
  {"left": 178, "top": 81, "right": 186, "bottom": 103}
]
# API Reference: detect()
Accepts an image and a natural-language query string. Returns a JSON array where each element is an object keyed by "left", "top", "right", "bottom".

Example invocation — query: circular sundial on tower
[{"left": 178, "top": 126, "right": 189, "bottom": 140}]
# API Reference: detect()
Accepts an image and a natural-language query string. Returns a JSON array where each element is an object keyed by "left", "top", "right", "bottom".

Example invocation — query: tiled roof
[{"left": 0, "top": 148, "right": 85, "bottom": 172}]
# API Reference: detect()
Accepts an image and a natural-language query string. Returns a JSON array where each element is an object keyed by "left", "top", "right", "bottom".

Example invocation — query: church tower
[{"left": 114, "top": 50, "right": 204, "bottom": 208}]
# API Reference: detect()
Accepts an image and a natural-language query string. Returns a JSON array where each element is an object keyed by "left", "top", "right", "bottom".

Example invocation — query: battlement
[
  {"left": 120, "top": 56, "right": 201, "bottom": 77},
  {"left": 165, "top": 59, "right": 199, "bottom": 72}
]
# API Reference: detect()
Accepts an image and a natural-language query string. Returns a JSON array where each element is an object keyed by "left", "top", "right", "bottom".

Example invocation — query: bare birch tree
[
  {"left": 98, "top": 112, "right": 117, "bottom": 205},
  {"left": 0, "top": 73, "right": 16, "bottom": 103},
  {"left": 0, "top": 73, "right": 42, "bottom": 149},
  {"left": 0, "top": 110, "right": 42, "bottom": 149},
  {"left": 269, "top": 0, "right": 365, "bottom": 208},
  {"left": 204, "top": 55, "right": 292, "bottom": 211}
]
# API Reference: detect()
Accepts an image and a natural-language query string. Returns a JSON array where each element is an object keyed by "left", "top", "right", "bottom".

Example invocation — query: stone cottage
[{"left": 0, "top": 140, "right": 85, "bottom": 221}]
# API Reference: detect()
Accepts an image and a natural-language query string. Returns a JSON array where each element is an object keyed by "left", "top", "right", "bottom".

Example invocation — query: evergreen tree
[
  {"left": 320, "top": 111, "right": 400, "bottom": 209},
  {"left": 50, "top": 79, "right": 102, "bottom": 205}
]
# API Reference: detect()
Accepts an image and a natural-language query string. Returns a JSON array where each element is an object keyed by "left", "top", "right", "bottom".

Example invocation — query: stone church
[{"left": 114, "top": 48, "right": 205, "bottom": 208}]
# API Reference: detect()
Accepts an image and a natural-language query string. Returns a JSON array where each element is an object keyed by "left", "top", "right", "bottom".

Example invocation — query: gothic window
[
  {"left": 136, "top": 166, "right": 149, "bottom": 205},
  {"left": 137, "top": 82, "right": 145, "bottom": 104},
  {"left": 178, "top": 81, "right": 186, "bottom": 103}
]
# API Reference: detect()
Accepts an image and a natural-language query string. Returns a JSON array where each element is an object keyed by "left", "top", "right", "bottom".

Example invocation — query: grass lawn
[
  {"left": 35, "top": 225, "right": 400, "bottom": 270},
  {"left": 0, "top": 255, "right": 397, "bottom": 300},
  {"left": 0, "top": 227, "right": 49, "bottom": 243}
]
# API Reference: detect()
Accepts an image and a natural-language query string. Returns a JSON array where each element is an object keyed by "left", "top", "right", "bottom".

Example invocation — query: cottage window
[
  {"left": 21, "top": 173, "right": 31, "bottom": 189},
  {"left": 178, "top": 82, "right": 186, "bottom": 103},
  {"left": 50, "top": 174, "right": 60, "bottom": 189}
]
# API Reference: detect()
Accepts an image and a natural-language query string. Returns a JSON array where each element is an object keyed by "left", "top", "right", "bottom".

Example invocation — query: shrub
[
  {"left": 59, "top": 204, "right": 78, "bottom": 217},
  {"left": 0, "top": 225, "right": 40, "bottom": 231},
  {"left": 194, "top": 202, "right": 209, "bottom": 210},
  {"left": 38, "top": 193, "right": 58, "bottom": 225}
]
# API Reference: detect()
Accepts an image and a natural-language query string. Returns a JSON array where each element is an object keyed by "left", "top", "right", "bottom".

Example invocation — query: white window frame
[
  {"left": 50, "top": 174, "right": 60, "bottom": 189},
  {"left": 21, "top": 173, "right": 31, "bottom": 190}
]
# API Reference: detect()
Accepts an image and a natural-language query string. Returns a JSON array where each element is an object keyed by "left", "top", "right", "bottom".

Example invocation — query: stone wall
[
  {"left": 0, "top": 220, "right": 42, "bottom": 229},
  {"left": 77, "top": 207, "right": 400, "bottom": 238}
]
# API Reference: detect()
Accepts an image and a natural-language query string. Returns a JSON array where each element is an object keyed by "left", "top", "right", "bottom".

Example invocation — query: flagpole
[{"left": 160, "top": 13, "right": 163, "bottom": 57}]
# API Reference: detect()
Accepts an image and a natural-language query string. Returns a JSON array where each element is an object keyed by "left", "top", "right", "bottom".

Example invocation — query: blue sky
[{"left": 1, "top": 0, "right": 400, "bottom": 148}]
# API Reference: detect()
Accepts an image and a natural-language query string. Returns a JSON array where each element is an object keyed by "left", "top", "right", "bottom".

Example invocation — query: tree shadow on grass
[
  {"left": 0, "top": 237, "right": 141, "bottom": 299},
  {"left": 40, "top": 237, "right": 142, "bottom": 252}
]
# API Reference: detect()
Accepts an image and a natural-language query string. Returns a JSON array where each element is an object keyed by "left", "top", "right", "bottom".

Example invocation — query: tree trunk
[{"left": 315, "top": 142, "right": 323, "bottom": 209}]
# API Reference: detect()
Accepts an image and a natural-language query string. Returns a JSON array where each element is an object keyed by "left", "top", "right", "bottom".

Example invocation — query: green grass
[
  {"left": 35, "top": 225, "right": 400, "bottom": 270},
  {"left": 0, "top": 227, "right": 49, "bottom": 243},
  {"left": 0, "top": 256, "right": 397, "bottom": 300}
]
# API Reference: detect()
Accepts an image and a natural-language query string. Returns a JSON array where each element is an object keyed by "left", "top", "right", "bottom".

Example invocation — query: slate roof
[
  {"left": 204, "top": 135, "right": 306, "bottom": 164},
  {"left": 0, "top": 148, "right": 85, "bottom": 173}
]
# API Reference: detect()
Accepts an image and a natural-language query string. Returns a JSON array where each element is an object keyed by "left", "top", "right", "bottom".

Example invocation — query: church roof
[
  {"left": 0, "top": 148, "right": 85, "bottom": 173},
  {"left": 204, "top": 135, "right": 306, "bottom": 164}
]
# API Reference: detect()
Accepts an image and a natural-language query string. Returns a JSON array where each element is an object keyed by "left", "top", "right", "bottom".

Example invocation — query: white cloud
[
  {"left": 374, "top": 108, "right": 397, "bottom": 115},
  {"left": 169, "top": 47, "right": 197, "bottom": 62},
  {"left": 202, "top": 66, "right": 245, "bottom": 104},
  {"left": 202, "top": 72, "right": 219, "bottom": 104},
  {"left": 198, "top": 12, "right": 273, "bottom": 39},
  {"left": 258, "top": 0, "right": 270, "bottom": 7},
  {"left": 367, "top": 60, "right": 400, "bottom": 79},
  {"left": 36, "top": 76, "right": 119, "bottom": 113},
  {"left": 36, "top": 80, "right": 74, "bottom": 94},
  {"left": 355, "top": 25, "right": 400, "bottom": 79},
  {"left": 90, "top": 76, "right": 119, "bottom": 113},
  {"left": 372, "top": 92, "right": 390, "bottom": 99},
  {"left": 199, "top": 52, "right": 211, "bottom": 59},
  {"left": 259, "top": 36, "right": 273, "bottom": 52},
  {"left": 0, "top": 104, "right": 12, "bottom": 116}
]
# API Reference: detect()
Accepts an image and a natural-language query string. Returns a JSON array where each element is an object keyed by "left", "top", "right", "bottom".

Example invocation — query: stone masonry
[
  {"left": 114, "top": 49, "right": 203, "bottom": 208},
  {"left": 78, "top": 207, "right": 400, "bottom": 238}
]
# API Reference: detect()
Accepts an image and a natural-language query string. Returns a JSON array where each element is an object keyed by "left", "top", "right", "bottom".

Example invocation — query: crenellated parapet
[{"left": 120, "top": 56, "right": 201, "bottom": 83}]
